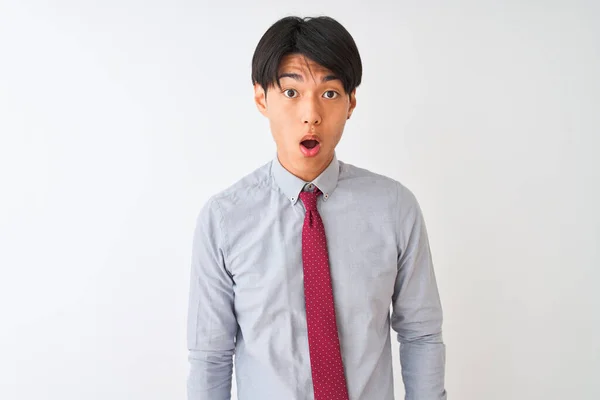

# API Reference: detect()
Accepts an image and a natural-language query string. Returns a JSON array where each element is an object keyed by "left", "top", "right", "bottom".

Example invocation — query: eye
[
  {"left": 323, "top": 90, "right": 339, "bottom": 99},
  {"left": 283, "top": 89, "right": 298, "bottom": 98}
]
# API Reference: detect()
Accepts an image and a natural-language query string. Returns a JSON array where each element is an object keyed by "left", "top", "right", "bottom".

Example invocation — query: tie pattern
[{"left": 300, "top": 188, "right": 349, "bottom": 400}]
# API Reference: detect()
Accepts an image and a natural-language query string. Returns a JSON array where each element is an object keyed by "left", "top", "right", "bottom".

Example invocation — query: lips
[
  {"left": 299, "top": 135, "right": 321, "bottom": 157},
  {"left": 302, "top": 140, "right": 319, "bottom": 149},
  {"left": 300, "top": 134, "right": 321, "bottom": 144}
]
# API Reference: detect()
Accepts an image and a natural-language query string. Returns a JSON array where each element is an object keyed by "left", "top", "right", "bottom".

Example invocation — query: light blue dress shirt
[{"left": 187, "top": 152, "right": 446, "bottom": 400}]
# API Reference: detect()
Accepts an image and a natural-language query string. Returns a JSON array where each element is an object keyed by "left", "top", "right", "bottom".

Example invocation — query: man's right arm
[{"left": 187, "top": 197, "right": 237, "bottom": 400}]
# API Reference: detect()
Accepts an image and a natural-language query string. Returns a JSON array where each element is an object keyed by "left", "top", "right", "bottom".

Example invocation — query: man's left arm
[{"left": 391, "top": 185, "right": 447, "bottom": 400}]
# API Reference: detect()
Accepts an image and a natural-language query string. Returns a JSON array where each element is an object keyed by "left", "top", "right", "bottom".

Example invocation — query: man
[{"left": 187, "top": 15, "right": 446, "bottom": 400}]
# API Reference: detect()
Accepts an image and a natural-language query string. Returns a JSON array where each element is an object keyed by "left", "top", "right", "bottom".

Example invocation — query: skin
[{"left": 254, "top": 54, "right": 357, "bottom": 182}]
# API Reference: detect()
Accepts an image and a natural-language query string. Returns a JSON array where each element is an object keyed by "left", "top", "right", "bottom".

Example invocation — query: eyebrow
[{"left": 277, "top": 73, "right": 341, "bottom": 83}]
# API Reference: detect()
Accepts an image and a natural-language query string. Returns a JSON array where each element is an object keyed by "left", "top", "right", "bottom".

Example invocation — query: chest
[{"left": 226, "top": 202, "right": 399, "bottom": 319}]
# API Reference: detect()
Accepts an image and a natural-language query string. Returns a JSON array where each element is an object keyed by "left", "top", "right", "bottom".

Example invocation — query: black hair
[{"left": 251, "top": 16, "right": 362, "bottom": 96}]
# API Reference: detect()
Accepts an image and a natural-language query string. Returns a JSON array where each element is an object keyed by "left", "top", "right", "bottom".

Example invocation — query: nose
[{"left": 301, "top": 97, "right": 322, "bottom": 126}]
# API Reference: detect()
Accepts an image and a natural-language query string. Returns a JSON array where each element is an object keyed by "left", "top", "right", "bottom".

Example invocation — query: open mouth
[
  {"left": 301, "top": 139, "right": 319, "bottom": 149},
  {"left": 299, "top": 138, "right": 321, "bottom": 157}
]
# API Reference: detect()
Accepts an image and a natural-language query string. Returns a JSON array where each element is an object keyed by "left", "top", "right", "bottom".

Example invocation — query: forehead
[{"left": 278, "top": 54, "right": 333, "bottom": 76}]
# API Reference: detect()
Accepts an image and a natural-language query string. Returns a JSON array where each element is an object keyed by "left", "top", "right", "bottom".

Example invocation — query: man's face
[{"left": 254, "top": 54, "right": 356, "bottom": 181}]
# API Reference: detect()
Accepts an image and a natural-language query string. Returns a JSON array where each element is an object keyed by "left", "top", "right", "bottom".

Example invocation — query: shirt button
[{"left": 324, "top": 194, "right": 329, "bottom": 199}]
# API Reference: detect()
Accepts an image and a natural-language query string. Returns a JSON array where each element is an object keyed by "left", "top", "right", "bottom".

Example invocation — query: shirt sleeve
[
  {"left": 187, "top": 196, "right": 237, "bottom": 400},
  {"left": 391, "top": 185, "right": 447, "bottom": 400}
]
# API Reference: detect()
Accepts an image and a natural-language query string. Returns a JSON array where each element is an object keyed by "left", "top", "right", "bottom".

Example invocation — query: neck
[{"left": 277, "top": 152, "right": 334, "bottom": 182}]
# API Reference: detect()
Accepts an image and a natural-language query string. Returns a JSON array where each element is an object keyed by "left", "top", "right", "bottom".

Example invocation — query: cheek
[
  {"left": 267, "top": 110, "right": 296, "bottom": 144},
  {"left": 329, "top": 113, "right": 349, "bottom": 142},
  {"left": 325, "top": 108, "right": 349, "bottom": 129},
  {"left": 268, "top": 105, "right": 297, "bottom": 131}
]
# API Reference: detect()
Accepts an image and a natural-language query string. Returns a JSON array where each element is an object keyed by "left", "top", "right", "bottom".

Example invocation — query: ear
[
  {"left": 347, "top": 88, "right": 357, "bottom": 119},
  {"left": 254, "top": 83, "right": 268, "bottom": 117}
]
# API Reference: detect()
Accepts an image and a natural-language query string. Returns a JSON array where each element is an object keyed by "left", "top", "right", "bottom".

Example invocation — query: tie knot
[{"left": 299, "top": 188, "right": 322, "bottom": 211}]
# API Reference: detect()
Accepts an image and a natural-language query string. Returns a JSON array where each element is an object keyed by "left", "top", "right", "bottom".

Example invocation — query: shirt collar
[{"left": 271, "top": 151, "right": 340, "bottom": 205}]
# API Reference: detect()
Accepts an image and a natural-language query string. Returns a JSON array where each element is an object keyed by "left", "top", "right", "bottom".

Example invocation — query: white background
[{"left": 1, "top": 1, "right": 599, "bottom": 399}]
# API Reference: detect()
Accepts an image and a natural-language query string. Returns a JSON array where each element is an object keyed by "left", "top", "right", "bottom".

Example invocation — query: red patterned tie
[{"left": 299, "top": 188, "right": 349, "bottom": 400}]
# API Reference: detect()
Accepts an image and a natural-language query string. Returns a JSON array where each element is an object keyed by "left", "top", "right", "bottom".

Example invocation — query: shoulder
[
  {"left": 210, "top": 159, "right": 273, "bottom": 204},
  {"left": 338, "top": 160, "right": 419, "bottom": 208},
  {"left": 196, "top": 160, "right": 274, "bottom": 223}
]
